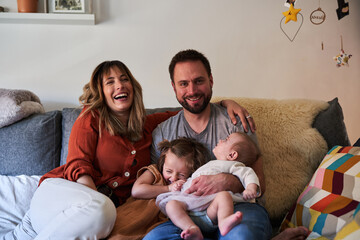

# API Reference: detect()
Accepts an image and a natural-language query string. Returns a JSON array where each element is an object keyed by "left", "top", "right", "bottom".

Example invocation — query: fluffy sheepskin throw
[
  {"left": 212, "top": 97, "right": 329, "bottom": 220},
  {"left": 0, "top": 89, "right": 44, "bottom": 128}
]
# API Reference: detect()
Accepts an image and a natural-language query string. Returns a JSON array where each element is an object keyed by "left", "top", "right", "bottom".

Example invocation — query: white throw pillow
[{"left": 0, "top": 175, "right": 40, "bottom": 237}]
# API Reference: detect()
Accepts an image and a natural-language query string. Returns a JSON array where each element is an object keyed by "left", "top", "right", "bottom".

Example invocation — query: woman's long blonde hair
[{"left": 79, "top": 60, "right": 146, "bottom": 142}]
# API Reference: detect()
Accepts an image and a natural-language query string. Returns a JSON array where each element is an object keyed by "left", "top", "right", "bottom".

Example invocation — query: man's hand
[
  {"left": 184, "top": 173, "right": 242, "bottom": 196},
  {"left": 272, "top": 226, "right": 309, "bottom": 240},
  {"left": 220, "top": 99, "right": 256, "bottom": 133}
]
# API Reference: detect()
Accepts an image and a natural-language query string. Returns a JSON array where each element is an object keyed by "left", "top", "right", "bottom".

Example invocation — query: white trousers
[{"left": 7, "top": 178, "right": 116, "bottom": 240}]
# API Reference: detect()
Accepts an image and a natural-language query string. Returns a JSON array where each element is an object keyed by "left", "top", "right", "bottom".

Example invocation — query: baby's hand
[
  {"left": 168, "top": 180, "right": 185, "bottom": 192},
  {"left": 242, "top": 188, "right": 257, "bottom": 200}
]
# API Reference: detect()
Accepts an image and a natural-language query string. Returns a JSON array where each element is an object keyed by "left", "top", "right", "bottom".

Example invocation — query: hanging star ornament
[
  {"left": 334, "top": 50, "right": 352, "bottom": 67},
  {"left": 283, "top": 4, "right": 302, "bottom": 24}
]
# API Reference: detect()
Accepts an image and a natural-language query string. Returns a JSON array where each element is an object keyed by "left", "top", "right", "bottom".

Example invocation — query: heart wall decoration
[{"left": 280, "top": 3, "right": 303, "bottom": 42}]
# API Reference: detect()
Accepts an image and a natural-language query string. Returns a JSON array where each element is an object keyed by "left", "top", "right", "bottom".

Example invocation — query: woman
[{"left": 11, "top": 60, "right": 255, "bottom": 240}]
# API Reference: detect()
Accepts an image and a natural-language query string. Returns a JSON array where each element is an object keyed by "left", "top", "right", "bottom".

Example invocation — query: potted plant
[{"left": 17, "top": 0, "right": 38, "bottom": 13}]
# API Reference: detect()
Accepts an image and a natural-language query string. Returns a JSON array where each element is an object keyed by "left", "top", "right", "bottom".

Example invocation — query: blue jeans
[{"left": 144, "top": 202, "right": 272, "bottom": 240}]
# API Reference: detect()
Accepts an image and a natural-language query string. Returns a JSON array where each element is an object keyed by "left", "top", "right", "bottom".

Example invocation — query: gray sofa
[{"left": 0, "top": 97, "right": 350, "bottom": 238}]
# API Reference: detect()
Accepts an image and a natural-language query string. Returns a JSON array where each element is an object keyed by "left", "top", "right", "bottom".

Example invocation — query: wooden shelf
[{"left": 0, "top": 12, "right": 95, "bottom": 25}]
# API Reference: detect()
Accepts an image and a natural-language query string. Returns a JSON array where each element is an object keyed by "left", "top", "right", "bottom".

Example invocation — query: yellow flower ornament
[{"left": 283, "top": 4, "right": 301, "bottom": 24}]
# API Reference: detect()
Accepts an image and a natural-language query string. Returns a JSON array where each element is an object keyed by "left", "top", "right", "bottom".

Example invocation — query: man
[
  {"left": 145, "top": 49, "right": 268, "bottom": 239},
  {"left": 145, "top": 49, "right": 308, "bottom": 240}
]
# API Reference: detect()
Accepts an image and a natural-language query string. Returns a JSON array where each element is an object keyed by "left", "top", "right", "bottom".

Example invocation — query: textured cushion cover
[
  {"left": 281, "top": 146, "right": 360, "bottom": 239},
  {"left": 212, "top": 97, "right": 330, "bottom": 220},
  {"left": 334, "top": 210, "right": 360, "bottom": 239},
  {"left": 0, "top": 175, "right": 40, "bottom": 236},
  {"left": 0, "top": 111, "right": 62, "bottom": 176}
]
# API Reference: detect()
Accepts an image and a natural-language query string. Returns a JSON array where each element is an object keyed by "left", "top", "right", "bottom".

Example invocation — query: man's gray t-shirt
[{"left": 151, "top": 103, "right": 257, "bottom": 163}]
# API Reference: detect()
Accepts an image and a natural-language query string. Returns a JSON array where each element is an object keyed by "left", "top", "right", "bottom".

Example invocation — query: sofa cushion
[
  {"left": 313, "top": 98, "right": 350, "bottom": 150},
  {"left": 145, "top": 107, "right": 182, "bottom": 115},
  {"left": 60, "top": 108, "right": 82, "bottom": 166},
  {"left": 334, "top": 210, "right": 360, "bottom": 239},
  {"left": 0, "top": 111, "right": 62, "bottom": 176},
  {"left": 354, "top": 138, "right": 360, "bottom": 147},
  {"left": 280, "top": 146, "right": 360, "bottom": 239}
]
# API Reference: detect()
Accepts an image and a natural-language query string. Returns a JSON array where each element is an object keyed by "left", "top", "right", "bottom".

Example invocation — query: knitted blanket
[{"left": 0, "top": 89, "right": 44, "bottom": 128}]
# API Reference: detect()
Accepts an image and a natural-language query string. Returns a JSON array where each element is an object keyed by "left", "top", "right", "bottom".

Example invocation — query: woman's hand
[
  {"left": 76, "top": 174, "right": 97, "bottom": 191},
  {"left": 220, "top": 99, "right": 256, "bottom": 133}
]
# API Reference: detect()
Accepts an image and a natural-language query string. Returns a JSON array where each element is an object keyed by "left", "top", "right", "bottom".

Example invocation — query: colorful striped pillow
[{"left": 281, "top": 146, "right": 360, "bottom": 239}]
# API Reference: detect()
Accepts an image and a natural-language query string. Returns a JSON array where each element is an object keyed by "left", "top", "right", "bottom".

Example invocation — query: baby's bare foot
[
  {"left": 219, "top": 211, "right": 243, "bottom": 236},
  {"left": 180, "top": 225, "right": 203, "bottom": 240}
]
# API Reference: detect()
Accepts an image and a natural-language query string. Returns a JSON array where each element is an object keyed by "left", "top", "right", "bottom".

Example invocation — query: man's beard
[{"left": 178, "top": 91, "right": 212, "bottom": 114}]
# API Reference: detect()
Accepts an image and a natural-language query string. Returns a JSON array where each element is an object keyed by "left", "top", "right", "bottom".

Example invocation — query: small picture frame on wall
[{"left": 48, "top": 0, "right": 93, "bottom": 14}]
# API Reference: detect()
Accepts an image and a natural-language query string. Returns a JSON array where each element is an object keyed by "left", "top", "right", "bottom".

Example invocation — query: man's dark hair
[{"left": 168, "top": 49, "right": 212, "bottom": 82}]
